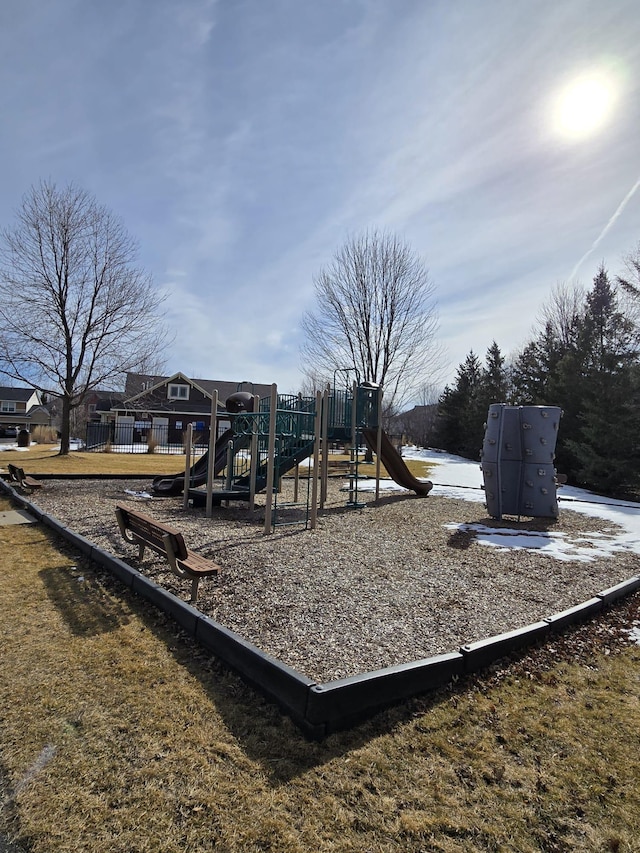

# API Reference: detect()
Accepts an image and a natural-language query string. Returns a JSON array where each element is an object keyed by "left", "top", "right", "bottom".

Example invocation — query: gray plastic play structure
[{"left": 480, "top": 404, "right": 562, "bottom": 519}]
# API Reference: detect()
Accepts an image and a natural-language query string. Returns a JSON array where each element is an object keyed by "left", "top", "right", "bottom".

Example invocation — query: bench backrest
[
  {"left": 115, "top": 504, "right": 189, "bottom": 560},
  {"left": 7, "top": 464, "right": 23, "bottom": 482}
]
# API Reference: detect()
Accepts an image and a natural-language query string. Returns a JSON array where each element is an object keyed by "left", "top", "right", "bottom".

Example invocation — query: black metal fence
[{"left": 85, "top": 421, "right": 210, "bottom": 454}]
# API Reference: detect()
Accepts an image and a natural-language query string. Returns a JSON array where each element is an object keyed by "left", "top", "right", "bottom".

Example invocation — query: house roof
[
  {"left": 124, "top": 373, "right": 168, "bottom": 398},
  {"left": 90, "top": 391, "right": 126, "bottom": 411},
  {"left": 0, "top": 386, "right": 38, "bottom": 402},
  {"left": 25, "top": 405, "right": 51, "bottom": 422},
  {"left": 92, "top": 389, "right": 126, "bottom": 402},
  {"left": 187, "top": 378, "right": 274, "bottom": 404},
  {"left": 123, "top": 372, "right": 273, "bottom": 409}
]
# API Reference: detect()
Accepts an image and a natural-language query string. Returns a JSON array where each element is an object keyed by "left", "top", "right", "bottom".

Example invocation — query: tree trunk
[{"left": 59, "top": 395, "right": 71, "bottom": 455}]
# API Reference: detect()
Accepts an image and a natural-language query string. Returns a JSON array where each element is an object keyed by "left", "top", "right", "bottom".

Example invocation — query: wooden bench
[
  {"left": 7, "top": 464, "right": 43, "bottom": 491},
  {"left": 115, "top": 503, "right": 220, "bottom": 603}
]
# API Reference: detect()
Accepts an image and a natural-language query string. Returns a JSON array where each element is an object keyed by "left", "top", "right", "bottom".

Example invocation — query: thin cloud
[
  {"left": 568, "top": 175, "right": 640, "bottom": 280},
  {"left": 1, "top": 0, "right": 639, "bottom": 394}
]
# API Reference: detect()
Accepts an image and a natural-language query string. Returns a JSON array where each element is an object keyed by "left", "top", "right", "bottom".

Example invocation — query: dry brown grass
[
  {"left": 0, "top": 492, "right": 639, "bottom": 852},
  {"left": 30, "top": 426, "right": 58, "bottom": 444},
  {"left": 0, "top": 446, "right": 434, "bottom": 481},
  {"left": 0, "top": 445, "right": 190, "bottom": 476}
]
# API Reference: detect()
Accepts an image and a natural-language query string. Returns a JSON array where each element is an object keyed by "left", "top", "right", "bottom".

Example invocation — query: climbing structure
[
  {"left": 183, "top": 380, "right": 430, "bottom": 530},
  {"left": 480, "top": 404, "right": 562, "bottom": 520}
]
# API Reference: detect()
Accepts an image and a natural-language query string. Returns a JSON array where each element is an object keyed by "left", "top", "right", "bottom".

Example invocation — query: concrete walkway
[{"left": 0, "top": 509, "right": 36, "bottom": 526}]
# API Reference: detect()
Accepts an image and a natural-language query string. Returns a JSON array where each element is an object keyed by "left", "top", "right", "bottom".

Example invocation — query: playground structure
[
  {"left": 152, "top": 381, "right": 433, "bottom": 532},
  {"left": 480, "top": 403, "right": 562, "bottom": 520}
]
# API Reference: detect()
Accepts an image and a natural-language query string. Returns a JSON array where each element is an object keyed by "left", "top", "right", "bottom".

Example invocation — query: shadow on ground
[{"left": 39, "top": 561, "right": 131, "bottom": 637}]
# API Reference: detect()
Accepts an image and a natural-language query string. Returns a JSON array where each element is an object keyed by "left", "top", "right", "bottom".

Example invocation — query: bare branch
[
  {"left": 0, "top": 180, "right": 170, "bottom": 453},
  {"left": 300, "top": 229, "right": 442, "bottom": 408}
]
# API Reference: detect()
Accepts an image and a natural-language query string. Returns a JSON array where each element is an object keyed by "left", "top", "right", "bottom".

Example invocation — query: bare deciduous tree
[
  {"left": 536, "top": 280, "right": 585, "bottom": 349},
  {"left": 0, "top": 180, "right": 169, "bottom": 453},
  {"left": 300, "top": 229, "right": 441, "bottom": 408}
]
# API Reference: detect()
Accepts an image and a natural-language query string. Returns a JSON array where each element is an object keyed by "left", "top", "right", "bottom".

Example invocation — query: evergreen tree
[
  {"left": 547, "top": 346, "right": 586, "bottom": 477},
  {"left": 511, "top": 323, "right": 560, "bottom": 404},
  {"left": 435, "top": 351, "right": 484, "bottom": 458},
  {"left": 435, "top": 261, "right": 640, "bottom": 492},
  {"left": 477, "top": 340, "right": 510, "bottom": 410},
  {"left": 511, "top": 282, "right": 584, "bottom": 407},
  {"left": 565, "top": 266, "right": 640, "bottom": 494}
]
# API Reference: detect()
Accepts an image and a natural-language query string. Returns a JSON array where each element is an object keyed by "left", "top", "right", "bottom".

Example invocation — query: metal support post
[
  {"left": 182, "top": 423, "right": 193, "bottom": 510},
  {"left": 263, "top": 384, "right": 277, "bottom": 534},
  {"left": 206, "top": 390, "right": 218, "bottom": 517}
]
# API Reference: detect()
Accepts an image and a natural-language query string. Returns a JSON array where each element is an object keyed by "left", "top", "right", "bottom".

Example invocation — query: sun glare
[{"left": 552, "top": 72, "right": 617, "bottom": 140}]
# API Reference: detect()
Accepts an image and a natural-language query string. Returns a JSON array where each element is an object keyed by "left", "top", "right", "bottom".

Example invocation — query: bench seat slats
[
  {"left": 7, "top": 464, "right": 43, "bottom": 490},
  {"left": 115, "top": 503, "right": 219, "bottom": 602}
]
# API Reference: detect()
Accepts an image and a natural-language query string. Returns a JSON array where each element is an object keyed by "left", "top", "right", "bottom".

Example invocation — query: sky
[{"left": 1, "top": 0, "right": 640, "bottom": 399}]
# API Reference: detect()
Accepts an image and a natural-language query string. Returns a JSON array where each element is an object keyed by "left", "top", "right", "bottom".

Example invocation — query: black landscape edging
[
  {"left": 62, "top": 473, "right": 160, "bottom": 480},
  {"left": 305, "top": 652, "right": 465, "bottom": 731},
  {"left": 89, "top": 545, "right": 137, "bottom": 589},
  {"left": 131, "top": 573, "right": 200, "bottom": 637},
  {"left": 0, "top": 479, "right": 28, "bottom": 508},
  {"left": 543, "top": 597, "right": 604, "bottom": 632},
  {"left": 195, "top": 615, "right": 320, "bottom": 735},
  {"left": 40, "top": 516, "right": 95, "bottom": 557},
  {"left": 460, "top": 621, "right": 552, "bottom": 673},
  {"left": 597, "top": 576, "right": 640, "bottom": 605},
  {"left": 0, "top": 472, "right": 158, "bottom": 481},
  {"left": 38, "top": 513, "right": 68, "bottom": 537},
  {"left": 4, "top": 479, "right": 640, "bottom": 737},
  {"left": 79, "top": 537, "right": 321, "bottom": 733}
]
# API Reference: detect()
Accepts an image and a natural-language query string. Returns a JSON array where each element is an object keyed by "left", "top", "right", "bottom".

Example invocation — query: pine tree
[
  {"left": 435, "top": 351, "right": 484, "bottom": 458},
  {"left": 477, "top": 340, "right": 510, "bottom": 409},
  {"left": 564, "top": 267, "right": 640, "bottom": 494}
]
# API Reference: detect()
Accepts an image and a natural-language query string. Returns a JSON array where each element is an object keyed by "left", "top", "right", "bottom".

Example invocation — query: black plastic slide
[{"left": 151, "top": 427, "right": 236, "bottom": 495}]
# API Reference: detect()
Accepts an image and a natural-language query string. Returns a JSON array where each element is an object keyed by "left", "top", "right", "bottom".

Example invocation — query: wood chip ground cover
[{"left": 28, "top": 477, "right": 639, "bottom": 681}]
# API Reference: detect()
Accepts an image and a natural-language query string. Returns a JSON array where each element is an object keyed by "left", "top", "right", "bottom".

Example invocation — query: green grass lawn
[{"left": 1, "top": 476, "right": 638, "bottom": 852}]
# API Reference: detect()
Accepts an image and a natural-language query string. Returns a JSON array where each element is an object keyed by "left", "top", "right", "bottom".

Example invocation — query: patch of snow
[
  {"left": 443, "top": 522, "right": 630, "bottom": 563},
  {"left": 624, "top": 623, "right": 640, "bottom": 645},
  {"left": 52, "top": 439, "right": 85, "bottom": 451},
  {"left": 360, "top": 448, "right": 640, "bottom": 562}
]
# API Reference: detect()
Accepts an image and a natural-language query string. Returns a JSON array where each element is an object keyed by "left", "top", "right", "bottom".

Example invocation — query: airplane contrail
[{"left": 569, "top": 174, "right": 640, "bottom": 281}]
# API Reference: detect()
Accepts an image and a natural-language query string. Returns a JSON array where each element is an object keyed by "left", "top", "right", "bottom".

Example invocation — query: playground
[
  {"left": 145, "top": 382, "right": 432, "bottom": 523},
  {"left": 2, "top": 384, "right": 640, "bottom": 725},
  {"left": 22, "top": 452, "right": 639, "bottom": 685}
]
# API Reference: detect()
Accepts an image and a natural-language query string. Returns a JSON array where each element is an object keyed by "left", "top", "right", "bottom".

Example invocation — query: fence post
[
  {"left": 310, "top": 390, "right": 322, "bottom": 529},
  {"left": 320, "top": 384, "right": 330, "bottom": 508},
  {"left": 375, "top": 387, "right": 383, "bottom": 503},
  {"left": 249, "top": 395, "right": 260, "bottom": 512}
]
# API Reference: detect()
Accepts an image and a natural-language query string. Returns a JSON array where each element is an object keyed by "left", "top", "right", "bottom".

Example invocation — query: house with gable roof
[
  {"left": 109, "top": 372, "right": 273, "bottom": 446},
  {"left": 0, "top": 385, "right": 51, "bottom": 436}
]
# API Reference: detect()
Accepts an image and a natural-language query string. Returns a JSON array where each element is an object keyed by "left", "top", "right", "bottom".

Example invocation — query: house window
[
  {"left": 168, "top": 383, "right": 189, "bottom": 401},
  {"left": 1, "top": 402, "right": 16, "bottom": 413}
]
